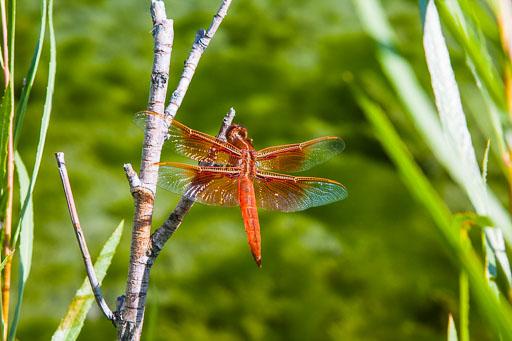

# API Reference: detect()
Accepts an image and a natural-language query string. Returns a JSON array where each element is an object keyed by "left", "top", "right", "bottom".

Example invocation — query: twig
[
  {"left": 151, "top": 108, "right": 235, "bottom": 254},
  {"left": 55, "top": 152, "right": 115, "bottom": 321},
  {"left": 164, "top": 0, "right": 232, "bottom": 119}
]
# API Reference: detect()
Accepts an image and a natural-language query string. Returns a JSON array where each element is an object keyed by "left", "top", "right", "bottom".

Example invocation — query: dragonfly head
[{"left": 227, "top": 124, "right": 254, "bottom": 149}]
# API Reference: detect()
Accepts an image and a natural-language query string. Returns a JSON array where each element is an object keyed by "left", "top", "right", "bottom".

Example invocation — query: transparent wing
[
  {"left": 156, "top": 162, "right": 240, "bottom": 207},
  {"left": 253, "top": 170, "right": 347, "bottom": 212},
  {"left": 135, "top": 111, "right": 242, "bottom": 165},
  {"left": 256, "top": 136, "right": 345, "bottom": 172}
]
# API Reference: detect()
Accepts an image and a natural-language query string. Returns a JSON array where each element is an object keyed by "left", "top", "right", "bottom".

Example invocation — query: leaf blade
[{"left": 51, "top": 220, "right": 124, "bottom": 341}]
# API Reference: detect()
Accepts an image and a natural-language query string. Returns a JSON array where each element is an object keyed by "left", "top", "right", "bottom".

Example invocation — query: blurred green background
[{"left": 10, "top": 0, "right": 496, "bottom": 339}]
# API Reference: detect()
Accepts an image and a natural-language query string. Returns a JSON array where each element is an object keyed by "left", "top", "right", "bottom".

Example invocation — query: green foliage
[{"left": 51, "top": 220, "right": 123, "bottom": 341}]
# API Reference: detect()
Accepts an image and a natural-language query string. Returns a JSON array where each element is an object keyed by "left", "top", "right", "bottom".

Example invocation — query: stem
[
  {"left": 55, "top": 152, "right": 115, "bottom": 321},
  {"left": 459, "top": 228, "right": 470, "bottom": 341},
  {"left": 1, "top": 131, "right": 12, "bottom": 341}
]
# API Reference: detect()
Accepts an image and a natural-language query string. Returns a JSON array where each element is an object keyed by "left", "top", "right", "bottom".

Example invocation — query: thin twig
[
  {"left": 164, "top": 0, "right": 232, "bottom": 119},
  {"left": 55, "top": 152, "right": 115, "bottom": 321},
  {"left": 151, "top": 108, "right": 235, "bottom": 254}
]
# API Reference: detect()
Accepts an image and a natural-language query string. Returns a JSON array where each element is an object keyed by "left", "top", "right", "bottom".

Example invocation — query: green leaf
[
  {"left": 51, "top": 220, "right": 124, "bottom": 341},
  {"left": 12, "top": 0, "right": 55, "bottom": 248},
  {"left": 355, "top": 0, "right": 512, "bottom": 297},
  {"left": 453, "top": 212, "right": 494, "bottom": 230},
  {"left": 423, "top": 0, "right": 486, "bottom": 213},
  {"left": 7, "top": 153, "right": 34, "bottom": 341},
  {"left": 13, "top": 0, "right": 47, "bottom": 147},
  {"left": 437, "top": 0, "right": 506, "bottom": 109},
  {"left": 355, "top": 90, "right": 512, "bottom": 339},
  {"left": 0, "top": 86, "right": 12, "bottom": 195},
  {"left": 459, "top": 230, "right": 470, "bottom": 341},
  {"left": 447, "top": 314, "right": 459, "bottom": 341},
  {"left": 421, "top": 0, "right": 512, "bottom": 297}
]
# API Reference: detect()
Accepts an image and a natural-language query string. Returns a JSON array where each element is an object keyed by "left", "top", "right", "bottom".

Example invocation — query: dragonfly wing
[
  {"left": 135, "top": 111, "right": 242, "bottom": 165},
  {"left": 253, "top": 170, "right": 347, "bottom": 212},
  {"left": 256, "top": 136, "right": 345, "bottom": 172},
  {"left": 156, "top": 162, "right": 240, "bottom": 207}
]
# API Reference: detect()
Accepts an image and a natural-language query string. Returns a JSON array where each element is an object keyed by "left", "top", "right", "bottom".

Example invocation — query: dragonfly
[{"left": 135, "top": 111, "right": 348, "bottom": 268}]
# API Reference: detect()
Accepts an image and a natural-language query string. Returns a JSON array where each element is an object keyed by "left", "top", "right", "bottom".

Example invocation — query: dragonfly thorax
[{"left": 239, "top": 150, "right": 257, "bottom": 175}]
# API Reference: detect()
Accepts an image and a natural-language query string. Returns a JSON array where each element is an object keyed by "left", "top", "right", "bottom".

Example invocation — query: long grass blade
[
  {"left": 13, "top": 0, "right": 46, "bottom": 147},
  {"left": 355, "top": 90, "right": 512, "bottom": 339},
  {"left": 7, "top": 152, "right": 32, "bottom": 341},
  {"left": 437, "top": 0, "right": 506, "bottom": 109},
  {"left": 51, "top": 220, "right": 124, "bottom": 341},
  {"left": 459, "top": 229, "right": 470, "bottom": 341},
  {"left": 353, "top": 0, "right": 512, "bottom": 264},
  {"left": 422, "top": 0, "right": 512, "bottom": 295},
  {"left": 0, "top": 86, "right": 11, "bottom": 193},
  {"left": 12, "top": 0, "right": 55, "bottom": 248}
]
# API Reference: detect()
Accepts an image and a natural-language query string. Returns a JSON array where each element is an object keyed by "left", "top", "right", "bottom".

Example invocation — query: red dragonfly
[{"left": 136, "top": 111, "right": 347, "bottom": 267}]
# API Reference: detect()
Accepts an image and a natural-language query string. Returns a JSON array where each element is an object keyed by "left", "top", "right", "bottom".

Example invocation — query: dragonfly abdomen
[{"left": 238, "top": 175, "right": 262, "bottom": 268}]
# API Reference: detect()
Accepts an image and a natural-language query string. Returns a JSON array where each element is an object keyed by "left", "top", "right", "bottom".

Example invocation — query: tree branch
[
  {"left": 117, "top": 1, "right": 173, "bottom": 339},
  {"left": 55, "top": 152, "right": 115, "bottom": 321}
]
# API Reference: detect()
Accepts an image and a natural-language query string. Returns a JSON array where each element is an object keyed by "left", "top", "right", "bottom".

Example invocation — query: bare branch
[
  {"left": 117, "top": 2, "right": 174, "bottom": 339},
  {"left": 123, "top": 163, "right": 142, "bottom": 194},
  {"left": 55, "top": 152, "right": 115, "bottom": 321},
  {"left": 150, "top": 108, "right": 236, "bottom": 254},
  {"left": 164, "top": 0, "right": 233, "bottom": 118}
]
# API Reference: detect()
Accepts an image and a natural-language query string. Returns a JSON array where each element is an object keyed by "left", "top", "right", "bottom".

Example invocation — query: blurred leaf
[
  {"left": 459, "top": 229, "right": 470, "bottom": 341},
  {"left": 12, "top": 0, "right": 55, "bottom": 248},
  {"left": 353, "top": 0, "right": 457, "bottom": 172},
  {"left": 447, "top": 314, "right": 459, "bottom": 341},
  {"left": 356, "top": 0, "right": 512, "bottom": 290},
  {"left": 0, "top": 86, "right": 12, "bottom": 197},
  {"left": 423, "top": 0, "right": 486, "bottom": 213},
  {"left": 436, "top": 0, "right": 506, "bottom": 109},
  {"left": 8, "top": 153, "right": 34, "bottom": 341},
  {"left": 453, "top": 212, "right": 494, "bottom": 230},
  {"left": 13, "top": 0, "right": 47, "bottom": 147},
  {"left": 51, "top": 220, "right": 124, "bottom": 341},
  {"left": 422, "top": 0, "right": 512, "bottom": 296},
  {"left": 355, "top": 89, "right": 512, "bottom": 339}
]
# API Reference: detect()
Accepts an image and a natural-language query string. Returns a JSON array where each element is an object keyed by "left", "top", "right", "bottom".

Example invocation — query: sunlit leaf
[
  {"left": 8, "top": 153, "right": 34, "bottom": 341},
  {"left": 355, "top": 90, "right": 512, "bottom": 339},
  {"left": 51, "top": 220, "right": 124, "bottom": 341},
  {"left": 422, "top": 0, "right": 512, "bottom": 296},
  {"left": 447, "top": 314, "right": 459, "bottom": 341}
]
